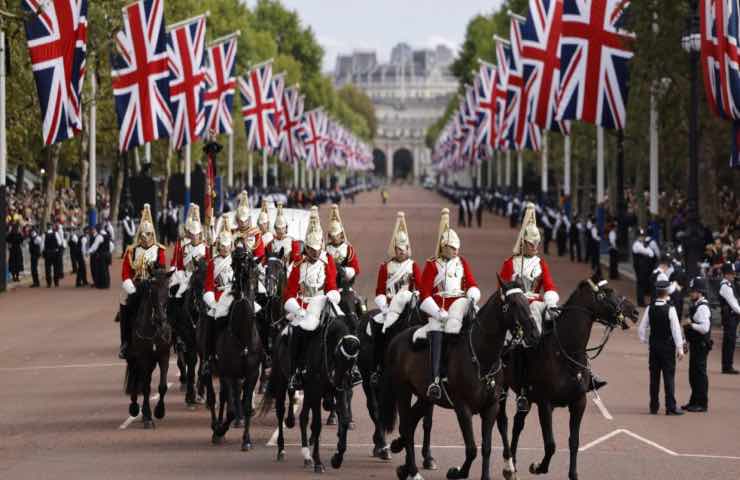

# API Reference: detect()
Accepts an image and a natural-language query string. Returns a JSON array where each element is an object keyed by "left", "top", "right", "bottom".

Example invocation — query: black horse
[
  {"left": 261, "top": 306, "right": 361, "bottom": 473},
  {"left": 207, "top": 248, "right": 264, "bottom": 451},
  {"left": 497, "top": 275, "right": 638, "bottom": 480},
  {"left": 380, "top": 280, "right": 539, "bottom": 480},
  {"left": 170, "top": 258, "right": 207, "bottom": 406},
  {"left": 357, "top": 295, "right": 437, "bottom": 468},
  {"left": 256, "top": 249, "right": 288, "bottom": 394},
  {"left": 123, "top": 267, "right": 175, "bottom": 429}
]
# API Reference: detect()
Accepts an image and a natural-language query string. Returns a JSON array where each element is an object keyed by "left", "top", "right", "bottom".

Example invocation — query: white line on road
[{"left": 118, "top": 382, "right": 174, "bottom": 430}]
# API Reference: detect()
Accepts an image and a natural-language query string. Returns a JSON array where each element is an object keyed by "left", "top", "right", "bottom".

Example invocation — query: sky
[{"left": 245, "top": 0, "right": 505, "bottom": 72}]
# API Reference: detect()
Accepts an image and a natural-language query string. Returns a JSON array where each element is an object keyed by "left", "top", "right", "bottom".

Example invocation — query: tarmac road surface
[{"left": 1, "top": 186, "right": 739, "bottom": 479}]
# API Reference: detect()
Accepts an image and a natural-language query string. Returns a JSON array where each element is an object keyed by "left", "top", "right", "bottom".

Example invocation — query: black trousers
[
  {"left": 44, "top": 254, "right": 60, "bottom": 287},
  {"left": 609, "top": 249, "right": 620, "bottom": 279},
  {"left": 476, "top": 208, "right": 482, "bottom": 228},
  {"left": 569, "top": 234, "right": 581, "bottom": 262},
  {"left": 556, "top": 232, "right": 567, "bottom": 257},
  {"left": 589, "top": 242, "right": 601, "bottom": 273},
  {"left": 75, "top": 255, "right": 88, "bottom": 286},
  {"left": 635, "top": 272, "right": 649, "bottom": 307},
  {"left": 688, "top": 341, "right": 709, "bottom": 409},
  {"left": 30, "top": 254, "right": 40, "bottom": 286},
  {"left": 543, "top": 228, "right": 552, "bottom": 254},
  {"left": 722, "top": 314, "right": 738, "bottom": 370},
  {"left": 649, "top": 344, "right": 677, "bottom": 411}
]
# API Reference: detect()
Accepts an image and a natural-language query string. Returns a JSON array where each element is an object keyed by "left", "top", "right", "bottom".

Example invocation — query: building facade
[{"left": 334, "top": 43, "right": 458, "bottom": 182}]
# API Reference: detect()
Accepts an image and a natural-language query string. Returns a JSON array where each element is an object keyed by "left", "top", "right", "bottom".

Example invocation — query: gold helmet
[
  {"left": 513, "top": 202, "right": 540, "bottom": 255},
  {"left": 388, "top": 211, "right": 411, "bottom": 258},
  {"left": 257, "top": 199, "right": 270, "bottom": 228},
  {"left": 236, "top": 191, "right": 251, "bottom": 227},
  {"left": 135, "top": 203, "right": 157, "bottom": 247},
  {"left": 274, "top": 203, "right": 288, "bottom": 232},
  {"left": 327, "top": 204, "right": 346, "bottom": 241},
  {"left": 305, "top": 206, "right": 323, "bottom": 251},
  {"left": 185, "top": 203, "right": 203, "bottom": 236},
  {"left": 435, "top": 208, "right": 460, "bottom": 256},
  {"left": 216, "top": 214, "right": 233, "bottom": 250}
]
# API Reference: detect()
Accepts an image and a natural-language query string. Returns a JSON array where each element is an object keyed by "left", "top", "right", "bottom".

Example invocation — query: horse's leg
[
  {"left": 234, "top": 378, "right": 245, "bottom": 428},
  {"left": 275, "top": 384, "right": 287, "bottom": 461},
  {"left": 331, "top": 389, "right": 350, "bottom": 469},
  {"left": 497, "top": 395, "right": 516, "bottom": 480},
  {"left": 206, "top": 374, "right": 220, "bottom": 442},
  {"left": 421, "top": 403, "right": 437, "bottom": 470},
  {"left": 310, "top": 398, "right": 325, "bottom": 473},
  {"left": 241, "top": 368, "right": 259, "bottom": 452},
  {"left": 299, "top": 400, "right": 312, "bottom": 467},
  {"left": 447, "top": 404, "right": 477, "bottom": 479},
  {"left": 141, "top": 363, "right": 154, "bottom": 429},
  {"left": 363, "top": 379, "right": 390, "bottom": 460},
  {"left": 153, "top": 353, "right": 169, "bottom": 420},
  {"left": 509, "top": 408, "right": 529, "bottom": 472},
  {"left": 177, "top": 351, "right": 186, "bottom": 389},
  {"left": 480, "top": 405, "right": 498, "bottom": 480},
  {"left": 530, "top": 401, "right": 555, "bottom": 475},
  {"left": 286, "top": 391, "right": 296, "bottom": 429},
  {"left": 567, "top": 395, "right": 587, "bottom": 480},
  {"left": 397, "top": 394, "right": 425, "bottom": 480},
  {"left": 347, "top": 388, "right": 355, "bottom": 430},
  {"left": 185, "top": 349, "right": 197, "bottom": 406}
]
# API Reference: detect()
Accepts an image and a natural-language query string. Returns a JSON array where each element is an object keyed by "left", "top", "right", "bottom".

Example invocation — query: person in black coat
[
  {"left": 7, "top": 222, "right": 24, "bottom": 282},
  {"left": 42, "top": 222, "right": 65, "bottom": 288},
  {"left": 28, "top": 228, "right": 42, "bottom": 287}
]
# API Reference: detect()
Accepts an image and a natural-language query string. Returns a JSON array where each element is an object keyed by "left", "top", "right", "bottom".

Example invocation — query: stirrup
[
  {"left": 516, "top": 395, "right": 530, "bottom": 413},
  {"left": 350, "top": 366, "right": 363, "bottom": 386},
  {"left": 427, "top": 378, "right": 442, "bottom": 401}
]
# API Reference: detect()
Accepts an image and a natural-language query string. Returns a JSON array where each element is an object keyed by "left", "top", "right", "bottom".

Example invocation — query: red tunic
[
  {"left": 170, "top": 240, "right": 184, "bottom": 270},
  {"left": 265, "top": 238, "right": 302, "bottom": 264},
  {"left": 375, "top": 260, "right": 423, "bottom": 297},
  {"left": 235, "top": 229, "right": 265, "bottom": 260},
  {"left": 121, "top": 245, "right": 167, "bottom": 282},
  {"left": 420, "top": 256, "right": 477, "bottom": 309},
  {"left": 330, "top": 243, "right": 361, "bottom": 276},
  {"left": 204, "top": 255, "right": 231, "bottom": 302},
  {"left": 498, "top": 255, "right": 557, "bottom": 302},
  {"left": 284, "top": 254, "right": 338, "bottom": 307}
]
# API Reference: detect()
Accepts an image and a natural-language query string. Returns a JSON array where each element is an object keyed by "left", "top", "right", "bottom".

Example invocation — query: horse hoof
[
  {"left": 396, "top": 465, "right": 408, "bottom": 480},
  {"left": 380, "top": 448, "right": 392, "bottom": 461},
  {"left": 326, "top": 414, "right": 336, "bottom": 426},
  {"left": 390, "top": 438, "right": 404, "bottom": 454},
  {"left": 314, "top": 463, "right": 325, "bottom": 474},
  {"left": 285, "top": 416, "right": 295, "bottom": 429},
  {"left": 446, "top": 467, "right": 466, "bottom": 479},
  {"left": 502, "top": 469, "right": 517, "bottom": 480},
  {"left": 142, "top": 420, "right": 155, "bottom": 430},
  {"left": 129, "top": 403, "right": 140, "bottom": 417},
  {"left": 211, "top": 433, "right": 224, "bottom": 445},
  {"left": 154, "top": 403, "right": 165, "bottom": 420},
  {"left": 234, "top": 419, "right": 245, "bottom": 428},
  {"left": 529, "top": 463, "right": 543, "bottom": 475},
  {"left": 276, "top": 450, "right": 286, "bottom": 462},
  {"left": 423, "top": 457, "right": 438, "bottom": 470},
  {"left": 331, "top": 453, "right": 343, "bottom": 469},
  {"left": 241, "top": 441, "right": 252, "bottom": 452},
  {"left": 347, "top": 421, "right": 356, "bottom": 431},
  {"left": 303, "top": 459, "right": 313, "bottom": 468}
]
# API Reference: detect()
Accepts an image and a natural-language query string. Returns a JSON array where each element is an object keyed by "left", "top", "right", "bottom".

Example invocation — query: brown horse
[
  {"left": 380, "top": 279, "right": 539, "bottom": 480},
  {"left": 497, "top": 275, "right": 638, "bottom": 480}
]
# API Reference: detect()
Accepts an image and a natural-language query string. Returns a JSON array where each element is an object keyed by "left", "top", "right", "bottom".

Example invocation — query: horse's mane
[{"left": 563, "top": 280, "right": 592, "bottom": 306}]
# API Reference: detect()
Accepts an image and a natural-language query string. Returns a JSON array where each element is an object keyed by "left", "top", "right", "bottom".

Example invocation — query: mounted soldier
[
  {"left": 283, "top": 206, "right": 342, "bottom": 391},
  {"left": 233, "top": 191, "right": 265, "bottom": 260},
  {"left": 170, "top": 204, "right": 207, "bottom": 300},
  {"left": 416, "top": 207, "right": 480, "bottom": 401},
  {"left": 119, "top": 204, "right": 167, "bottom": 359},
  {"left": 265, "top": 203, "right": 301, "bottom": 268},
  {"left": 370, "top": 211, "right": 422, "bottom": 385},
  {"left": 257, "top": 200, "right": 273, "bottom": 247},
  {"left": 325, "top": 204, "right": 362, "bottom": 330}
]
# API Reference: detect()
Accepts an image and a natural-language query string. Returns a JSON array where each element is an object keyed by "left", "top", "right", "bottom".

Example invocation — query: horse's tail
[
  {"left": 378, "top": 367, "right": 397, "bottom": 434},
  {"left": 123, "top": 360, "right": 139, "bottom": 395}
]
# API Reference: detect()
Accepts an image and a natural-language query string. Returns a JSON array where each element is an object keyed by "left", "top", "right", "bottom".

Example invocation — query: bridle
[{"left": 135, "top": 276, "right": 170, "bottom": 344}]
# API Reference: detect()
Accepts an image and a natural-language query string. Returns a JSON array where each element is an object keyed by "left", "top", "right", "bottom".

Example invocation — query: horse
[
  {"left": 123, "top": 266, "right": 175, "bottom": 429},
  {"left": 356, "top": 294, "right": 438, "bottom": 468},
  {"left": 256, "top": 248, "right": 289, "bottom": 394},
  {"left": 380, "top": 279, "right": 539, "bottom": 480},
  {"left": 207, "top": 247, "right": 264, "bottom": 451},
  {"left": 260, "top": 306, "right": 361, "bottom": 473},
  {"left": 169, "top": 258, "right": 207, "bottom": 406},
  {"left": 496, "top": 275, "right": 639, "bottom": 480}
]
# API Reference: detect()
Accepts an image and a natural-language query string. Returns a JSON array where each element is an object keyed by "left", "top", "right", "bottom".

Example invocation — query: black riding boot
[
  {"left": 588, "top": 372, "right": 608, "bottom": 391},
  {"left": 202, "top": 317, "right": 216, "bottom": 377},
  {"left": 118, "top": 306, "right": 130, "bottom": 360},
  {"left": 427, "top": 331, "right": 443, "bottom": 401},
  {"left": 288, "top": 328, "right": 304, "bottom": 393},
  {"left": 370, "top": 324, "right": 386, "bottom": 386},
  {"left": 515, "top": 350, "right": 530, "bottom": 413}
]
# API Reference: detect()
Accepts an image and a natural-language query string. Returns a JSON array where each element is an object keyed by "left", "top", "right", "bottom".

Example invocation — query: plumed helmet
[
  {"left": 274, "top": 203, "right": 288, "bottom": 230},
  {"left": 435, "top": 208, "right": 460, "bottom": 255},
  {"left": 216, "top": 214, "right": 233, "bottom": 249},
  {"left": 305, "top": 206, "right": 323, "bottom": 251},
  {"left": 185, "top": 203, "right": 202, "bottom": 236},
  {"left": 257, "top": 199, "right": 270, "bottom": 226},
  {"left": 388, "top": 211, "right": 412, "bottom": 257},
  {"left": 513, "top": 202, "right": 540, "bottom": 255},
  {"left": 236, "top": 191, "right": 251, "bottom": 224},
  {"left": 327, "top": 204, "right": 346, "bottom": 240},
  {"left": 135, "top": 203, "right": 157, "bottom": 245}
]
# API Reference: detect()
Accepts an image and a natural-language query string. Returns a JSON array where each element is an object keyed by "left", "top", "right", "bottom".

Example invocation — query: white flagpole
[
  {"left": 564, "top": 134, "right": 572, "bottom": 196},
  {"left": 505, "top": 150, "right": 511, "bottom": 187},
  {"left": 487, "top": 154, "right": 493, "bottom": 188},
  {"left": 228, "top": 132, "right": 234, "bottom": 189},
  {"left": 293, "top": 160, "right": 298, "bottom": 188},
  {"left": 649, "top": 91, "right": 659, "bottom": 215},
  {"left": 248, "top": 151, "right": 254, "bottom": 188},
  {"left": 262, "top": 149, "right": 268, "bottom": 189},
  {"left": 144, "top": 142, "right": 151, "bottom": 164},
  {"left": 185, "top": 144, "right": 192, "bottom": 210},
  {"left": 89, "top": 66, "right": 97, "bottom": 225},
  {"left": 596, "top": 126, "right": 605, "bottom": 203},
  {"left": 541, "top": 132, "right": 549, "bottom": 193},
  {"left": 516, "top": 150, "right": 523, "bottom": 189},
  {"left": 0, "top": 29, "right": 5, "bottom": 188},
  {"left": 307, "top": 166, "right": 313, "bottom": 190},
  {"left": 133, "top": 148, "right": 141, "bottom": 174}
]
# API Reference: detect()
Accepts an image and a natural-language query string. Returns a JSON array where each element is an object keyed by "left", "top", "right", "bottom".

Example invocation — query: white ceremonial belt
[
  {"left": 438, "top": 291, "right": 464, "bottom": 298},
  {"left": 299, "top": 294, "right": 324, "bottom": 303}
]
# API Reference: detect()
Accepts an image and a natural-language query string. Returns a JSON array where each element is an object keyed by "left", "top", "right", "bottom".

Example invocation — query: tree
[{"left": 338, "top": 85, "right": 377, "bottom": 138}]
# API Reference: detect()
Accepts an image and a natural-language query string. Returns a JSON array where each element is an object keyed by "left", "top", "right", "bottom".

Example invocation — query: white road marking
[
  {"left": 0, "top": 360, "right": 178, "bottom": 373},
  {"left": 266, "top": 391, "right": 304, "bottom": 447},
  {"left": 118, "top": 382, "right": 174, "bottom": 430}
]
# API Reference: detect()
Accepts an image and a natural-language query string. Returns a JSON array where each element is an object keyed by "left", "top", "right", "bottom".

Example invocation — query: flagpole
[
  {"left": 184, "top": 144, "right": 191, "bottom": 217},
  {"left": 516, "top": 151, "right": 523, "bottom": 189},
  {"left": 262, "top": 150, "right": 268, "bottom": 189},
  {"left": 307, "top": 166, "right": 312, "bottom": 191},
  {"left": 505, "top": 150, "right": 511, "bottom": 187},
  {"left": 293, "top": 160, "right": 298, "bottom": 188},
  {"left": 248, "top": 151, "right": 254, "bottom": 188},
  {"left": 487, "top": 154, "right": 493, "bottom": 188},
  {"left": 541, "top": 131, "right": 549, "bottom": 194},
  {"left": 88, "top": 66, "right": 98, "bottom": 227},
  {"left": 596, "top": 126, "right": 605, "bottom": 203},
  {"left": 144, "top": 142, "right": 151, "bottom": 164},
  {"left": 228, "top": 132, "right": 234, "bottom": 189},
  {"left": 649, "top": 90, "right": 659, "bottom": 215},
  {"left": 0, "top": 29, "right": 7, "bottom": 293},
  {"left": 272, "top": 156, "right": 278, "bottom": 188},
  {"left": 563, "top": 134, "right": 572, "bottom": 196}
]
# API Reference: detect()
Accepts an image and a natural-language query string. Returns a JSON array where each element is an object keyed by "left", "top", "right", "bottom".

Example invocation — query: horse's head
[
  {"left": 189, "top": 257, "right": 208, "bottom": 292},
  {"left": 332, "top": 332, "right": 361, "bottom": 389},
  {"left": 142, "top": 266, "right": 175, "bottom": 324},
  {"left": 497, "top": 274, "right": 540, "bottom": 347},
  {"left": 579, "top": 273, "right": 634, "bottom": 330},
  {"left": 232, "top": 246, "right": 256, "bottom": 296},
  {"left": 264, "top": 248, "right": 286, "bottom": 297}
]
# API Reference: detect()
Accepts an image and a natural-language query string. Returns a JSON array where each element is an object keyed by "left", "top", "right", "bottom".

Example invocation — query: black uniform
[
  {"left": 632, "top": 240, "right": 654, "bottom": 307},
  {"left": 718, "top": 278, "right": 739, "bottom": 372},
  {"left": 7, "top": 227, "right": 24, "bottom": 282},
  {"left": 29, "top": 232, "right": 41, "bottom": 287},
  {"left": 569, "top": 220, "right": 582, "bottom": 262},
  {"left": 91, "top": 231, "right": 112, "bottom": 289},
  {"left": 685, "top": 298, "right": 712, "bottom": 410},
  {"left": 42, "top": 229, "right": 63, "bottom": 287},
  {"left": 645, "top": 301, "right": 680, "bottom": 413},
  {"left": 541, "top": 210, "right": 553, "bottom": 255},
  {"left": 69, "top": 233, "right": 87, "bottom": 287}
]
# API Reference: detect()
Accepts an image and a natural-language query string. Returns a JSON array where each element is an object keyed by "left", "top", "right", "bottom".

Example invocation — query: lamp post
[{"left": 683, "top": 1, "right": 702, "bottom": 278}]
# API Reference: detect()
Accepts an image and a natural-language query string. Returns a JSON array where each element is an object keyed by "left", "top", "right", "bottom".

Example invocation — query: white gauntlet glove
[{"left": 122, "top": 279, "right": 136, "bottom": 295}]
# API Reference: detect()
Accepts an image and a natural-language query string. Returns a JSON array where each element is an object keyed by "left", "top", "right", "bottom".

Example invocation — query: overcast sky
[{"left": 245, "top": 0, "right": 505, "bottom": 71}]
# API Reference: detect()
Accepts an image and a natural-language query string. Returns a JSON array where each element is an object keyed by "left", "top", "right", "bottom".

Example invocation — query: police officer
[
  {"left": 29, "top": 227, "right": 42, "bottom": 288},
  {"left": 638, "top": 278, "right": 685, "bottom": 415},
  {"left": 42, "top": 221, "right": 65, "bottom": 288},
  {"left": 632, "top": 229, "right": 656, "bottom": 307},
  {"left": 650, "top": 255, "right": 676, "bottom": 303},
  {"left": 570, "top": 214, "right": 582, "bottom": 262},
  {"left": 718, "top": 262, "right": 740, "bottom": 374},
  {"left": 682, "top": 277, "right": 712, "bottom": 413}
]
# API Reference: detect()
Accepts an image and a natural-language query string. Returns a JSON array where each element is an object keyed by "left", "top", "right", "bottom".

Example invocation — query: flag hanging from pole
[
  {"left": 239, "top": 60, "right": 278, "bottom": 151},
  {"left": 204, "top": 35, "right": 237, "bottom": 136}
]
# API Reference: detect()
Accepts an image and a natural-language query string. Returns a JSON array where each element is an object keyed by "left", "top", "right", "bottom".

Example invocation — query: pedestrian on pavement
[
  {"left": 70, "top": 228, "right": 88, "bottom": 287},
  {"left": 458, "top": 194, "right": 467, "bottom": 228},
  {"left": 42, "top": 220, "right": 65, "bottom": 288},
  {"left": 638, "top": 278, "right": 685, "bottom": 415},
  {"left": 569, "top": 214, "right": 582, "bottom": 262},
  {"left": 718, "top": 262, "right": 740, "bottom": 374},
  {"left": 588, "top": 216, "right": 601, "bottom": 275},
  {"left": 7, "top": 221, "right": 24, "bottom": 282},
  {"left": 632, "top": 229, "right": 655, "bottom": 307},
  {"left": 474, "top": 192, "right": 483, "bottom": 228},
  {"left": 28, "top": 227, "right": 42, "bottom": 287},
  {"left": 682, "top": 277, "right": 712, "bottom": 413}
]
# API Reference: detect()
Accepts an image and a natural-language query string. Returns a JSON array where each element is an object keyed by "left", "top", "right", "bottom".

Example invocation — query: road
[{"left": 1, "top": 186, "right": 739, "bottom": 479}]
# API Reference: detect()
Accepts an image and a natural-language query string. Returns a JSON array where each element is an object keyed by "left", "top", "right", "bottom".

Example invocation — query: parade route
[{"left": 1, "top": 186, "right": 739, "bottom": 480}]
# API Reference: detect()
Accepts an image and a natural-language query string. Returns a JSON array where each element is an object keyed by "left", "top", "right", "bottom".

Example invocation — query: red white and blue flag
[
  {"left": 271, "top": 73, "right": 286, "bottom": 140},
  {"left": 111, "top": 0, "right": 172, "bottom": 152},
  {"left": 203, "top": 36, "right": 237, "bottom": 136},
  {"left": 276, "top": 86, "right": 304, "bottom": 163},
  {"left": 239, "top": 60, "right": 278, "bottom": 151},
  {"left": 475, "top": 62, "right": 499, "bottom": 153},
  {"left": 167, "top": 15, "right": 207, "bottom": 149},
  {"left": 23, "top": 0, "right": 88, "bottom": 145},
  {"left": 557, "top": 0, "right": 634, "bottom": 130},
  {"left": 302, "top": 108, "right": 327, "bottom": 169},
  {"left": 507, "top": 14, "right": 542, "bottom": 151}
]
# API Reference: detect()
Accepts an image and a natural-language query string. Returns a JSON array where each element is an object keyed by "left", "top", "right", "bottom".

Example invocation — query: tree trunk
[{"left": 41, "top": 144, "right": 60, "bottom": 232}]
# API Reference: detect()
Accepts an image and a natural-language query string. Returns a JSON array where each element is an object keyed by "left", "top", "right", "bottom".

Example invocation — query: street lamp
[{"left": 683, "top": 0, "right": 703, "bottom": 278}]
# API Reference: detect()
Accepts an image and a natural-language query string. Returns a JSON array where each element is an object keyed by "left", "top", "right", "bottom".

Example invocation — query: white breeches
[
  {"left": 173, "top": 270, "right": 192, "bottom": 298},
  {"left": 529, "top": 301, "right": 546, "bottom": 334},
  {"left": 289, "top": 295, "right": 327, "bottom": 332},
  {"left": 373, "top": 290, "right": 414, "bottom": 333},
  {"left": 208, "top": 289, "right": 262, "bottom": 319},
  {"left": 429, "top": 297, "right": 471, "bottom": 334}
]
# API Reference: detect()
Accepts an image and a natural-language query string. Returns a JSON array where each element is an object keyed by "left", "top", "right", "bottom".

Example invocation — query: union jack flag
[
  {"left": 496, "top": 37, "right": 515, "bottom": 151},
  {"left": 168, "top": 16, "right": 207, "bottom": 149},
  {"left": 461, "top": 85, "right": 480, "bottom": 163},
  {"left": 302, "top": 108, "right": 327, "bottom": 169},
  {"left": 23, "top": 0, "right": 88, "bottom": 145},
  {"left": 271, "top": 73, "right": 286, "bottom": 138},
  {"left": 701, "top": 0, "right": 740, "bottom": 166},
  {"left": 508, "top": 15, "right": 542, "bottom": 150},
  {"left": 276, "top": 86, "right": 304, "bottom": 163},
  {"left": 111, "top": 0, "right": 172, "bottom": 152},
  {"left": 557, "top": 0, "right": 634, "bottom": 130},
  {"left": 239, "top": 61, "right": 278, "bottom": 151},
  {"left": 203, "top": 36, "right": 237, "bottom": 136},
  {"left": 475, "top": 63, "right": 498, "bottom": 153}
]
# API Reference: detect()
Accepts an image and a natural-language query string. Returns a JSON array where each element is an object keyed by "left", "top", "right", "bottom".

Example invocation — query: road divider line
[
  {"left": 0, "top": 360, "right": 179, "bottom": 373},
  {"left": 118, "top": 382, "right": 174, "bottom": 430}
]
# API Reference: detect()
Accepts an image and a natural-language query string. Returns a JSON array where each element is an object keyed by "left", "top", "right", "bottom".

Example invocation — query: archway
[
  {"left": 393, "top": 148, "right": 413, "bottom": 179},
  {"left": 373, "top": 148, "right": 387, "bottom": 177}
]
